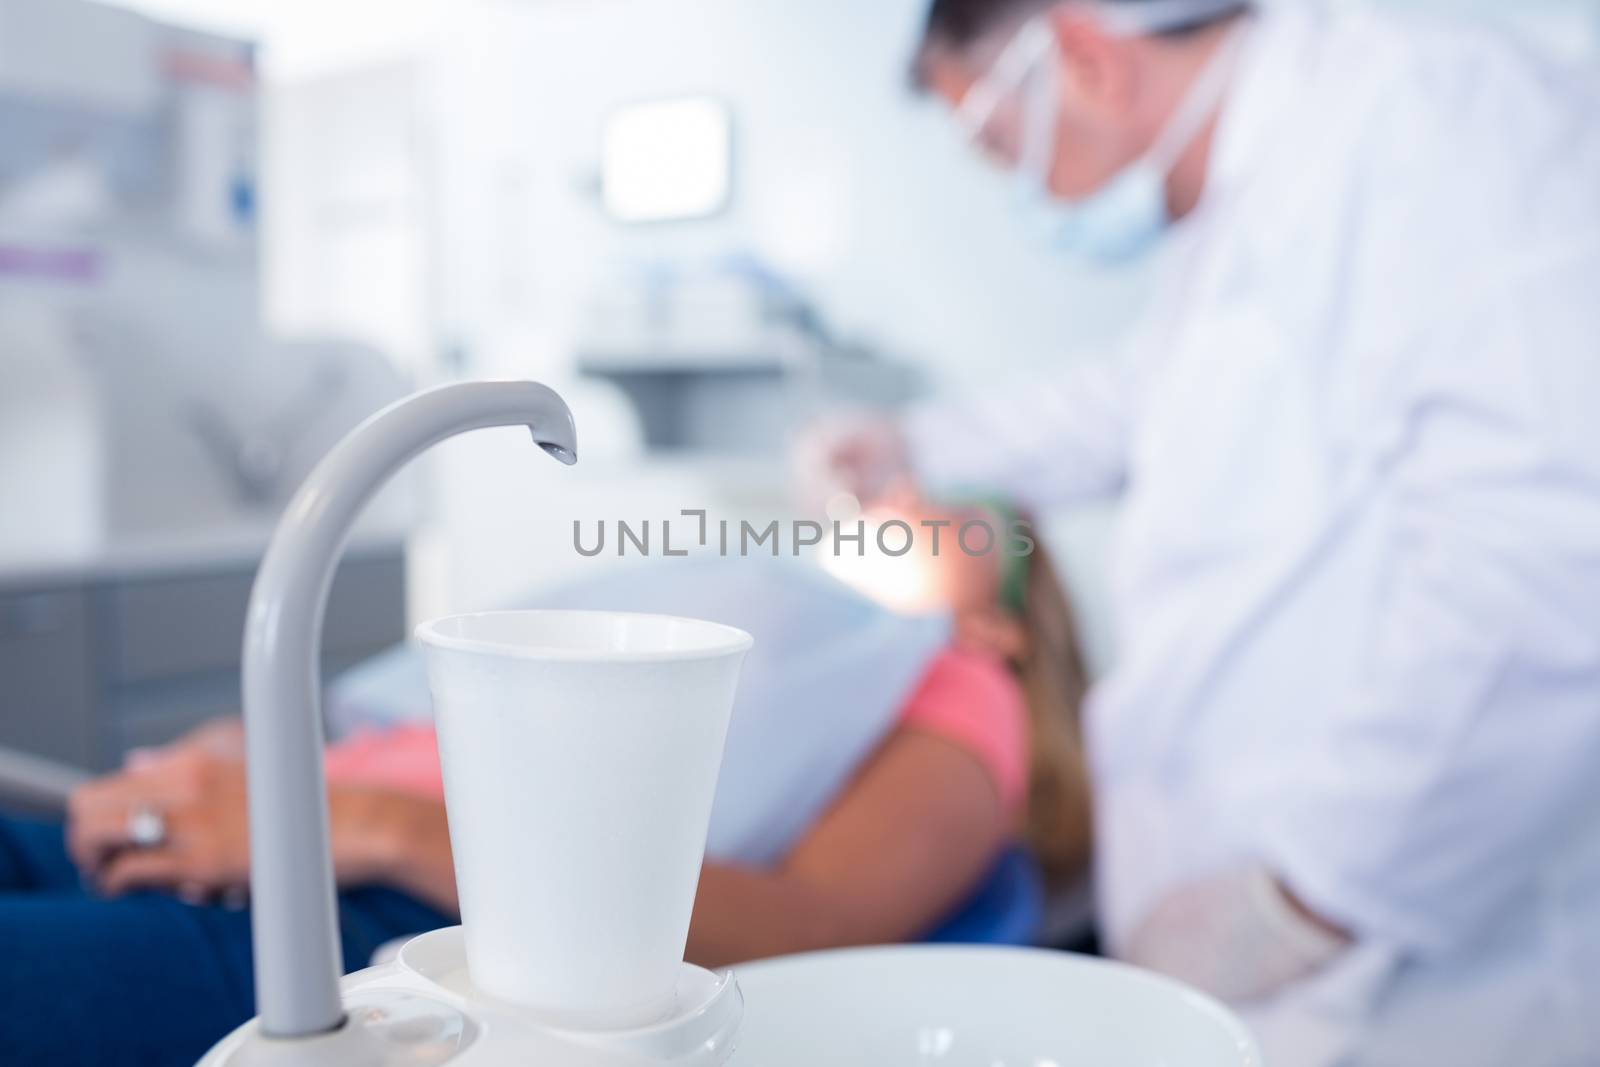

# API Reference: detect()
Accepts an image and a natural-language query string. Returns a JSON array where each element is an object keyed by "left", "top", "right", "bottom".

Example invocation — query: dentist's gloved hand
[
  {"left": 793, "top": 414, "right": 918, "bottom": 511},
  {"left": 1123, "top": 865, "right": 1352, "bottom": 1003}
]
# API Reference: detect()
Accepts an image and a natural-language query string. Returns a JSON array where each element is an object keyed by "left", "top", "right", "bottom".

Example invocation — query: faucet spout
[
  {"left": 241, "top": 381, "right": 576, "bottom": 1039},
  {"left": 537, "top": 439, "right": 578, "bottom": 466}
]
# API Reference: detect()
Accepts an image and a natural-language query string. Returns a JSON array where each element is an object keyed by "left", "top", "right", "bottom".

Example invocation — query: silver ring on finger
[{"left": 126, "top": 805, "right": 167, "bottom": 849}]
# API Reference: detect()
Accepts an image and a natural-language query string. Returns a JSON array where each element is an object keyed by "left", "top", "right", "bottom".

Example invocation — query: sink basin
[{"left": 730, "top": 945, "right": 1262, "bottom": 1066}]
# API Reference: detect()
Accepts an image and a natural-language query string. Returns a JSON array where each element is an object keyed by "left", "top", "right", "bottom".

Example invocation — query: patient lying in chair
[{"left": 0, "top": 510, "right": 1091, "bottom": 1066}]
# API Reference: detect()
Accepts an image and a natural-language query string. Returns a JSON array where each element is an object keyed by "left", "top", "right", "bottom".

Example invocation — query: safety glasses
[
  {"left": 952, "top": 18, "right": 1057, "bottom": 165},
  {"left": 951, "top": 0, "right": 1250, "bottom": 164}
]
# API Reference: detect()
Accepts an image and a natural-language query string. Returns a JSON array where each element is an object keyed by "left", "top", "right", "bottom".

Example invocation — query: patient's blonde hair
[{"left": 1013, "top": 544, "right": 1095, "bottom": 889}]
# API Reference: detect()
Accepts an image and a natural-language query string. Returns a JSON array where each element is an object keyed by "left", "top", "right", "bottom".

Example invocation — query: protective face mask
[
  {"left": 1010, "top": 147, "right": 1171, "bottom": 266},
  {"left": 1007, "top": 17, "right": 1249, "bottom": 266}
]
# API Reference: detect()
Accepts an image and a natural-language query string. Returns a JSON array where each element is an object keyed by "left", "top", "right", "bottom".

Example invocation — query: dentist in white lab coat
[{"left": 826, "top": 1, "right": 1600, "bottom": 1064}]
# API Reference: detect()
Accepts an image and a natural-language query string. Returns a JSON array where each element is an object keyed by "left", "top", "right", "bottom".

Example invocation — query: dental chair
[
  {"left": 924, "top": 845, "right": 1043, "bottom": 946},
  {"left": 0, "top": 740, "right": 1044, "bottom": 968}
]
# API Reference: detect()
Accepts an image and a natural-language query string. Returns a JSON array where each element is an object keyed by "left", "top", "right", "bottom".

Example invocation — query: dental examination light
[{"left": 201, "top": 381, "right": 1262, "bottom": 1066}]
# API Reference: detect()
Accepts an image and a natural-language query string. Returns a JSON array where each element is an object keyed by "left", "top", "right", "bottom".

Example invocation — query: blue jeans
[{"left": 0, "top": 815, "right": 451, "bottom": 1066}]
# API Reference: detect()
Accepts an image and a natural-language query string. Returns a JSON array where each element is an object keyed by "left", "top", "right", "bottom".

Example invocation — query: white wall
[
  {"left": 262, "top": 62, "right": 433, "bottom": 374},
  {"left": 430, "top": 0, "right": 1149, "bottom": 396},
  {"left": 414, "top": 0, "right": 1155, "bottom": 628}
]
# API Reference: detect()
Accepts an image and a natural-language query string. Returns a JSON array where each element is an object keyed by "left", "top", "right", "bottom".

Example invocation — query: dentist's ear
[{"left": 1045, "top": 7, "right": 1141, "bottom": 120}]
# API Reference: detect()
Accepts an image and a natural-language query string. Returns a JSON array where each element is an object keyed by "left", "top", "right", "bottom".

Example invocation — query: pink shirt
[
  {"left": 892, "top": 649, "right": 1029, "bottom": 817},
  {"left": 325, "top": 648, "right": 1028, "bottom": 817}
]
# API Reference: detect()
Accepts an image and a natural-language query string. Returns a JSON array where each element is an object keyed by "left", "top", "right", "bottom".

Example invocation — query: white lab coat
[{"left": 907, "top": 5, "right": 1600, "bottom": 1065}]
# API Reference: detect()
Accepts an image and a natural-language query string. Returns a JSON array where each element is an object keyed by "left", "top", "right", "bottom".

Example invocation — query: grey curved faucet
[{"left": 241, "top": 381, "right": 577, "bottom": 1038}]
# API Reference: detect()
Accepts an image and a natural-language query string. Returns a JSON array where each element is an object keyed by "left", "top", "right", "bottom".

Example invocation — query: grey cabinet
[
  {"left": 0, "top": 589, "right": 96, "bottom": 767},
  {"left": 0, "top": 549, "right": 405, "bottom": 772}
]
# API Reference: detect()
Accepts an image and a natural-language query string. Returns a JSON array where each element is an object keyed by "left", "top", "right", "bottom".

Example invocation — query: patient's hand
[
  {"left": 67, "top": 747, "right": 251, "bottom": 900},
  {"left": 67, "top": 743, "right": 458, "bottom": 910}
]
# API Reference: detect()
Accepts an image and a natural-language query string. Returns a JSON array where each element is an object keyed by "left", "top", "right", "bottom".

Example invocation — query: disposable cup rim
[{"left": 415, "top": 609, "right": 754, "bottom": 663}]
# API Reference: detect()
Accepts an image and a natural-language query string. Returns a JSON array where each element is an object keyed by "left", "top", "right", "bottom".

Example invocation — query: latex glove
[
  {"left": 792, "top": 414, "right": 917, "bottom": 512},
  {"left": 1123, "top": 865, "right": 1351, "bottom": 1003}
]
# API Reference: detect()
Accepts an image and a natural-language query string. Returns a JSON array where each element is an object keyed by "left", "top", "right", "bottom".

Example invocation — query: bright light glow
[
  {"left": 602, "top": 96, "right": 732, "bottom": 224},
  {"left": 820, "top": 518, "right": 946, "bottom": 617},
  {"left": 824, "top": 491, "right": 861, "bottom": 523}
]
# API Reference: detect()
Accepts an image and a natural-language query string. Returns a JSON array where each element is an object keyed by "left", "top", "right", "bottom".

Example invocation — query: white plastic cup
[{"left": 415, "top": 610, "right": 752, "bottom": 1029}]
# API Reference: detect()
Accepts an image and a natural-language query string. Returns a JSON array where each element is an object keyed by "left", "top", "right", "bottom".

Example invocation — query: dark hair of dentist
[
  {"left": 0, "top": 526, "right": 1091, "bottom": 1066},
  {"left": 919, "top": 0, "right": 1239, "bottom": 54}
]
